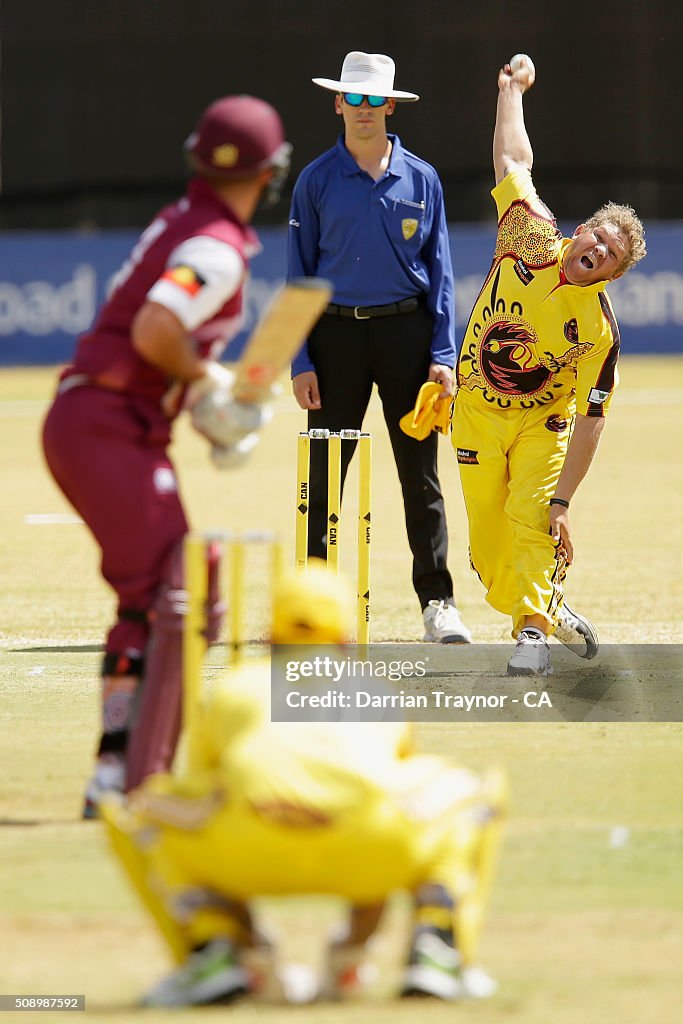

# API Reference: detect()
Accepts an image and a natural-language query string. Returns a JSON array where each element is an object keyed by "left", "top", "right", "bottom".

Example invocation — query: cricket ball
[{"left": 510, "top": 53, "right": 535, "bottom": 76}]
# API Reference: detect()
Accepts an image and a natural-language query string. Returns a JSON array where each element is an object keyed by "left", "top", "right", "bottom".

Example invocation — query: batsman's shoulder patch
[
  {"left": 161, "top": 264, "right": 206, "bottom": 296},
  {"left": 456, "top": 448, "right": 479, "bottom": 465},
  {"left": 588, "top": 387, "right": 610, "bottom": 405}
]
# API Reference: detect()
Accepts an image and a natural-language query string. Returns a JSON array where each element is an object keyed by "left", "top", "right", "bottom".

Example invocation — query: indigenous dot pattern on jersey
[{"left": 494, "top": 201, "right": 561, "bottom": 268}]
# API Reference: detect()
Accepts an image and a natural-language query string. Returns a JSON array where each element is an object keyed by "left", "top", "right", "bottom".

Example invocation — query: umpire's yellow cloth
[
  {"left": 399, "top": 381, "right": 452, "bottom": 440},
  {"left": 452, "top": 390, "right": 570, "bottom": 637}
]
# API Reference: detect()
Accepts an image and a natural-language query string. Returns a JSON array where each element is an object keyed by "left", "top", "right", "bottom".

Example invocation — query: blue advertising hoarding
[{"left": 0, "top": 224, "right": 681, "bottom": 366}]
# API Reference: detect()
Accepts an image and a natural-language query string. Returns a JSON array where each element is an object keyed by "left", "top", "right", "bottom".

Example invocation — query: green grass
[{"left": 1, "top": 361, "right": 683, "bottom": 1023}]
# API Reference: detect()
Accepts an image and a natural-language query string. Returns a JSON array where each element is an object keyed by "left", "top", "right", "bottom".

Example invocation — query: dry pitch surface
[{"left": 1, "top": 359, "right": 682, "bottom": 1023}]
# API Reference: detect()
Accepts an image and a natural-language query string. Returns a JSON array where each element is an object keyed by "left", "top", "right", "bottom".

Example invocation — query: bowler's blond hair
[{"left": 583, "top": 202, "right": 646, "bottom": 275}]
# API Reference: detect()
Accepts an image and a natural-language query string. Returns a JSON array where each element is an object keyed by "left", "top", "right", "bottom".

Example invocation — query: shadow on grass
[
  {"left": 11, "top": 644, "right": 104, "bottom": 653},
  {"left": 0, "top": 818, "right": 85, "bottom": 827}
]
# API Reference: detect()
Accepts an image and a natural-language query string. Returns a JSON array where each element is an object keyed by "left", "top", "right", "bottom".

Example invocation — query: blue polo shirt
[{"left": 288, "top": 134, "right": 456, "bottom": 376}]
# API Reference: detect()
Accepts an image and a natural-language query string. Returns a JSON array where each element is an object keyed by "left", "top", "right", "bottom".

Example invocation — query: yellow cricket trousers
[
  {"left": 138, "top": 758, "right": 501, "bottom": 960},
  {"left": 452, "top": 390, "right": 573, "bottom": 635}
]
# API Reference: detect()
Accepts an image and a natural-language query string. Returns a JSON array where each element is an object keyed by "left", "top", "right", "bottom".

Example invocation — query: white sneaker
[
  {"left": 401, "top": 932, "right": 497, "bottom": 1002},
  {"left": 460, "top": 965, "right": 499, "bottom": 999},
  {"left": 401, "top": 931, "right": 464, "bottom": 1000},
  {"left": 276, "top": 963, "right": 319, "bottom": 1004},
  {"left": 507, "top": 630, "right": 553, "bottom": 677},
  {"left": 82, "top": 753, "right": 126, "bottom": 819},
  {"left": 423, "top": 600, "right": 473, "bottom": 643},
  {"left": 554, "top": 603, "right": 599, "bottom": 659},
  {"left": 141, "top": 938, "right": 251, "bottom": 1007}
]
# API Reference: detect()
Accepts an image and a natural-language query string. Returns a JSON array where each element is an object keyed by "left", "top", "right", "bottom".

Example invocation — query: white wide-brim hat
[{"left": 313, "top": 51, "right": 419, "bottom": 102}]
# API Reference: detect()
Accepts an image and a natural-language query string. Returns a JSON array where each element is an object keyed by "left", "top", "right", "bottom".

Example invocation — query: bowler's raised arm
[{"left": 493, "top": 56, "right": 535, "bottom": 185}]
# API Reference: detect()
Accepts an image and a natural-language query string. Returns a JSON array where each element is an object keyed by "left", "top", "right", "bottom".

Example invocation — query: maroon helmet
[{"left": 184, "top": 95, "right": 292, "bottom": 203}]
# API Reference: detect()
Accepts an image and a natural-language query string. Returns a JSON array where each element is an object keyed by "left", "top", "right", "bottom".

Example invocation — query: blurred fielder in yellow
[{"left": 102, "top": 561, "right": 506, "bottom": 1007}]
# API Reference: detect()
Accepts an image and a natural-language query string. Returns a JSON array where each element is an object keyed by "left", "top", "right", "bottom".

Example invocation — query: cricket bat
[{"left": 232, "top": 277, "right": 332, "bottom": 403}]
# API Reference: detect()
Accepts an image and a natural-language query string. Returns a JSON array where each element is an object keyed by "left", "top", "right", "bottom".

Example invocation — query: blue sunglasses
[{"left": 342, "top": 92, "right": 388, "bottom": 108}]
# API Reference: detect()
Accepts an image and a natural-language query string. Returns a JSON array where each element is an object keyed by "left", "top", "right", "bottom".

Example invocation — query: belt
[{"left": 325, "top": 297, "right": 420, "bottom": 320}]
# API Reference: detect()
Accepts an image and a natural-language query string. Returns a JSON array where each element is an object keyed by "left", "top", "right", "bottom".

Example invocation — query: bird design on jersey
[{"left": 478, "top": 320, "right": 551, "bottom": 396}]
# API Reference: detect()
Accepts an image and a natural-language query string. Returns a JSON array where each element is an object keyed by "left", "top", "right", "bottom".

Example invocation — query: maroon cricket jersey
[{"left": 62, "top": 178, "right": 260, "bottom": 404}]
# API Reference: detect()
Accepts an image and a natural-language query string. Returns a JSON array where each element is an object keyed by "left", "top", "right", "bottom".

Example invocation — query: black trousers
[{"left": 306, "top": 304, "right": 453, "bottom": 609}]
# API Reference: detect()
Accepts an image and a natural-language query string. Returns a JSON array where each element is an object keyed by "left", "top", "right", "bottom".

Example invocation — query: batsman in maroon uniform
[{"left": 42, "top": 96, "right": 291, "bottom": 816}]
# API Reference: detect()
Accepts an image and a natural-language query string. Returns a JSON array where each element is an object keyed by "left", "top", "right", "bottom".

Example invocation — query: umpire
[{"left": 288, "top": 51, "right": 470, "bottom": 643}]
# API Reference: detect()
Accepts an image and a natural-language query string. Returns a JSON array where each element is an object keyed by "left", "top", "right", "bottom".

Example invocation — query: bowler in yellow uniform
[
  {"left": 102, "top": 563, "right": 506, "bottom": 1007},
  {"left": 453, "top": 55, "right": 646, "bottom": 676}
]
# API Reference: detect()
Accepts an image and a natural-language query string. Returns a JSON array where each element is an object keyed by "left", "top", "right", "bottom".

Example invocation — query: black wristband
[{"left": 549, "top": 497, "right": 570, "bottom": 509}]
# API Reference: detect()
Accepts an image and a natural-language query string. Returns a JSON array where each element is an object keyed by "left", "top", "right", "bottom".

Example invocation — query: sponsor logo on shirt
[
  {"left": 545, "top": 414, "right": 568, "bottom": 432},
  {"left": 402, "top": 218, "right": 418, "bottom": 240},
  {"left": 588, "top": 387, "right": 610, "bottom": 404},
  {"left": 456, "top": 448, "right": 479, "bottom": 464},
  {"left": 564, "top": 318, "right": 579, "bottom": 342},
  {"left": 161, "top": 265, "right": 206, "bottom": 296},
  {"left": 513, "top": 258, "right": 535, "bottom": 285},
  {"left": 289, "top": 218, "right": 300, "bottom": 228}
]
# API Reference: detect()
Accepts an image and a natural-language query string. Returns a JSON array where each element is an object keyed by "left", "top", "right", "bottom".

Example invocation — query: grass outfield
[{"left": 1, "top": 358, "right": 682, "bottom": 1023}]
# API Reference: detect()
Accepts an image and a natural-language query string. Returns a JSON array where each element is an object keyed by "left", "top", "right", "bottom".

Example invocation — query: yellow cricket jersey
[
  {"left": 457, "top": 169, "right": 620, "bottom": 417},
  {"left": 132, "top": 660, "right": 489, "bottom": 908},
  {"left": 183, "top": 658, "right": 414, "bottom": 828}
]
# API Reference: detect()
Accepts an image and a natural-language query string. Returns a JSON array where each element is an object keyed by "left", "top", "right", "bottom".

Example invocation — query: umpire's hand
[
  {"left": 428, "top": 363, "right": 455, "bottom": 399},
  {"left": 293, "top": 371, "right": 322, "bottom": 410}
]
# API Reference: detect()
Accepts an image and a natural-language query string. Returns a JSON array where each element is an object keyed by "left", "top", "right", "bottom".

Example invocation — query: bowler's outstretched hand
[{"left": 500, "top": 53, "right": 536, "bottom": 93}]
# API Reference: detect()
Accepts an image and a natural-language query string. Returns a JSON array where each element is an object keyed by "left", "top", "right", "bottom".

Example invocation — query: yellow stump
[
  {"left": 356, "top": 432, "right": 372, "bottom": 645},
  {"left": 295, "top": 432, "right": 310, "bottom": 571},
  {"left": 293, "top": 428, "right": 372, "bottom": 641},
  {"left": 182, "top": 533, "right": 208, "bottom": 768},
  {"left": 327, "top": 432, "right": 342, "bottom": 572},
  {"left": 229, "top": 539, "right": 246, "bottom": 666}
]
